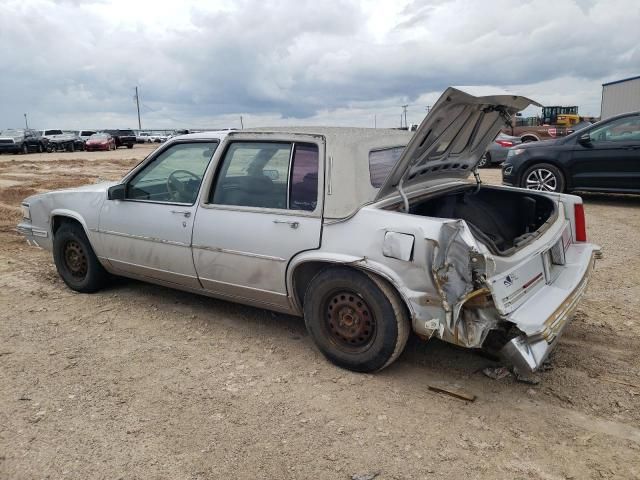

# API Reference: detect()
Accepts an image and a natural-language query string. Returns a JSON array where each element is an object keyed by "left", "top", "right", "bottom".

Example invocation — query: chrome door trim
[
  {"left": 196, "top": 203, "right": 319, "bottom": 217},
  {"left": 327, "top": 155, "right": 333, "bottom": 195},
  {"left": 192, "top": 244, "right": 286, "bottom": 262},
  {"left": 99, "top": 229, "right": 189, "bottom": 247},
  {"left": 286, "top": 142, "right": 295, "bottom": 208}
]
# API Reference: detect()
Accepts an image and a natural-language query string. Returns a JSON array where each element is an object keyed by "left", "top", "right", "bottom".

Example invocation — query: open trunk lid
[{"left": 375, "top": 87, "right": 541, "bottom": 202}]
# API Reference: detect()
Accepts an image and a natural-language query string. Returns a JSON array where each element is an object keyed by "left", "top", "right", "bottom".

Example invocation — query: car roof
[{"left": 177, "top": 126, "right": 413, "bottom": 219}]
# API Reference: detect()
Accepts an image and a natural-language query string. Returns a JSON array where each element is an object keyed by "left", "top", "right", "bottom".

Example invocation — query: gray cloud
[{"left": 1, "top": 0, "right": 638, "bottom": 129}]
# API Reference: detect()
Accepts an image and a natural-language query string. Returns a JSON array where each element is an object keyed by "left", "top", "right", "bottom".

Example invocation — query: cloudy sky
[{"left": 1, "top": 0, "right": 638, "bottom": 130}]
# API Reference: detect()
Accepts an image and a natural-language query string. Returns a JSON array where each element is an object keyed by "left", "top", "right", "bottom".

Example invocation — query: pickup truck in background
[{"left": 502, "top": 124, "right": 568, "bottom": 143}]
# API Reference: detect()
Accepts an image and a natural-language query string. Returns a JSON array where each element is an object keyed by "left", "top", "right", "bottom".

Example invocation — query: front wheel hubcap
[
  {"left": 525, "top": 168, "right": 558, "bottom": 191},
  {"left": 325, "top": 291, "right": 376, "bottom": 352},
  {"left": 64, "top": 240, "right": 88, "bottom": 279}
]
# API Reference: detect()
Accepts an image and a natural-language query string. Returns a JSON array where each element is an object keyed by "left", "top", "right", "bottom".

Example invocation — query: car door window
[
  {"left": 210, "top": 142, "right": 319, "bottom": 211},
  {"left": 589, "top": 117, "right": 640, "bottom": 143},
  {"left": 289, "top": 143, "right": 319, "bottom": 211},
  {"left": 127, "top": 142, "right": 218, "bottom": 204}
]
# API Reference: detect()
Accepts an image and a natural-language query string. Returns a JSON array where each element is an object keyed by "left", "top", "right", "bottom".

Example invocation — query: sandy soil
[{"left": 1, "top": 146, "right": 639, "bottom": 479}]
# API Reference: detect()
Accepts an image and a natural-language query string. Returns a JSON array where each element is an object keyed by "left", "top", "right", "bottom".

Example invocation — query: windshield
[
  {"left": 44, "top": 129, "right": 63, "bottom": 135},
  {"left": 89, "top": 133, "right": 109, "bottom": 140},
  {"left": 1, "top": 129, "right": 24, "bottom": 136}
]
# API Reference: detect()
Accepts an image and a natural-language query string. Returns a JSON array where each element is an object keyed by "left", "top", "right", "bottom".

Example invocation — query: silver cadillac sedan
[{"left": 18, "top": 88, "right": 600, "bottom": 374}]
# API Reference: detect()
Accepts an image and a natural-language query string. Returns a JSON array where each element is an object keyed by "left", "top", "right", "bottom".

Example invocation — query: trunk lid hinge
[{"left": 472, "top": 167, "right": 482, "bottom": 192}]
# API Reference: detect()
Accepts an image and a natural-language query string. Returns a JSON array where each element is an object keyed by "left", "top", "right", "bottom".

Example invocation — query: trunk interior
[{"left": 407, "top": 185, "right": 557, "bottom": 255}]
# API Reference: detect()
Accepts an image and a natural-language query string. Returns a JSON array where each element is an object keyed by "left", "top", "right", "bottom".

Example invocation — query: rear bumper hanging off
[{"left": 500, "top": 249, "right": 599, "bottom": 372}]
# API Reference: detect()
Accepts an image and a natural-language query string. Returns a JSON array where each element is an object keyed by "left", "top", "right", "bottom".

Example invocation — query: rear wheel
[
  {"left": 53, "top": 223, "right": 108, "bottom": 293},
  {"left": 478, "top": 153, "right": 490, "bottom": 168},
  {"left": 521, "top": 163, "right": 565, "bottom": 192},
  {"left": 303, "top": 267, "right": 410, "bottom": 372},
  {"left": 127, "top": 144, "right": 133, "bottom": 149},
  {"left": 22, "top": 144, "right": 28, "bottom": 154}
]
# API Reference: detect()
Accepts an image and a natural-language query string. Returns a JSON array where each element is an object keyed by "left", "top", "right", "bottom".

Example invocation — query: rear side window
[
  {"left": 369, "top": 147, "right": 404, "bottom": 187},
  {"left": 290, "top": 144, "right": 319, "bottom": 211},
  {"left": 211, "top": 141, "right": 319, "bottom": 211}
]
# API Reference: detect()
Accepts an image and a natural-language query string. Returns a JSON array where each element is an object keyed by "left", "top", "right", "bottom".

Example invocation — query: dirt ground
[{"left": 1, "top": 145, "right": 639, "bottom": 480}]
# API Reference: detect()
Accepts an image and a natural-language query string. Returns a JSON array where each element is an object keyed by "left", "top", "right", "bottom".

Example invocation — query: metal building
[{"left": 600, "top": 75, "right": 640, "bottom": 119}]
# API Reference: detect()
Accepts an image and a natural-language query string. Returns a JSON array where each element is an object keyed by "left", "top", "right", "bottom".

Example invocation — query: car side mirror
[
  {"left": 578, "top": 133, "right": 592, "bottom": 146},
  {"left": 107, "top": 184, "right": 126, "bottom": 200}
]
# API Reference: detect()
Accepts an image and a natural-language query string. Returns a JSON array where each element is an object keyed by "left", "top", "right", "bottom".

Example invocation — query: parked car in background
[
  {"left": 17, "top": 88, "right": 601, "bottom": 375},
  {"left": 103, "top": 129, "right": 136, "bottom": 149},
  {"left": 76, "top": 130, "right": 97, "bottom": 142},
  {"left": 85, "top": 133, "right": 116, "bottom": 151},
  {"left": 42, "top": 130, "right": 84, "bottom": 152},
  {"left": 502, "top": 111, "right": 640, "bottom": 193},
  {"left": 478, "top": 133, "right": 522, "bottom": 167},
  {"left": 151, "top": 131, "right": 169, "bottom": 143},
  {"left": 0, "top": 129, "right": 48, "bottom": 154},
  {"left": 136, "top": 132, "right": 154, "bottom": 143}
]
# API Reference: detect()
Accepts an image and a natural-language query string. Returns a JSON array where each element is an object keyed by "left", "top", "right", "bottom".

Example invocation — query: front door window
[{"left": 127, "top": 142, "right": 218, "bottom": 204}]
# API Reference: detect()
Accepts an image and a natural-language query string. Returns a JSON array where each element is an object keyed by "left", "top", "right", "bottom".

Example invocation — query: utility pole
[
  {"left": 240, "top": 115, "right": 244, "bottom": 129},
  {"left": 134, "top": 86, "right": 142, "bottom": 130},
  {"left": 24, "top": 113, "right": 29, "bottom": 129},
  {"left": 374, "top": 114, "right": 377, "bottom": 128},
  {"left": 401, "top": 104, "right": 408, "bottom": 129}
]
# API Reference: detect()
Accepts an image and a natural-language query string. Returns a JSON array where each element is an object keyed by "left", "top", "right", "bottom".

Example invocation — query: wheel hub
[
  {"left": 326, "top": 291, "right": 375, "bottom": 350},
  {"left": 525, "top": 168, "right": 557, "bottom": 191},
  {"left": 64, "top": 240, "right": 88, "bottom": 278}
]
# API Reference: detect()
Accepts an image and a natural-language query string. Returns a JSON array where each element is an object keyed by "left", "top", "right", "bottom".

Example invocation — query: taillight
[
  {"left": 548, "top": 127, "right": 557, "bottom": 137},
  {"left": 574, "top": 203, "right": 587, "bottom": 242},
  {"left": 496, "top": 140, "right": 514, "bottom": 147}
]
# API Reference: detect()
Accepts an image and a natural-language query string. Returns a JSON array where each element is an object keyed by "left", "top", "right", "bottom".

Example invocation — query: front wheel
[
  {"left": 304, "top": 267, "right": 410, "bottom": 373},
  {"left": 22, "top": 144, "right": 29, "bottom": 154},
  {"left": 53, "top": 223, "right": 108, "bottom": 293},
  {"left": 521, "top": 163, "right": 565, "bottom": 192}
]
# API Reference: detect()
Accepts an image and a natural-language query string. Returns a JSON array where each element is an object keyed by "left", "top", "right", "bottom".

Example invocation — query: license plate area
[{"left": 542, "top": 222, "right": 572, "bottom": 283}]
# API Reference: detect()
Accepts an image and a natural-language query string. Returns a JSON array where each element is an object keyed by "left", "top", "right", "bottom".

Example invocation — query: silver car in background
[{"left": 478, "top": 133, "right": 522, "bottom": 167}]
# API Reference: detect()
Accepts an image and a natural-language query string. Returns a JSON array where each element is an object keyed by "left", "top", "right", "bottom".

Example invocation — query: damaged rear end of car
[{"left": 364, "top": 88, "right": 601, "bottom": 372}]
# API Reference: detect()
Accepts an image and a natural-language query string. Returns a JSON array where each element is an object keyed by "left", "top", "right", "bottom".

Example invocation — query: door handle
[
  {"left": 171, "top": 210, "right": 191, "bottom": 218},
  {"left": 273, "top": 219, "right": 299, "bottom": 229}
]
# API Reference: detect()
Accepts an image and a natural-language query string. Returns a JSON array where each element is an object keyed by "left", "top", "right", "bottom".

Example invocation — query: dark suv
[
  {"left": 103, "top": 129, "right": 136, "bottom": 149},
  {"left": 502, "top": 112, "right": 640, "bottom": 193},
  {"left": 0, "top": 129, "right": 48, "bottom": 154}
]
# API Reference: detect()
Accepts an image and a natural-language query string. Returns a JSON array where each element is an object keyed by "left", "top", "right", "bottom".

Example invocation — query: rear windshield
[
  {"left": 369, "top": 147, "right": 405, "bottom": 188},
  {"left": 44, "top": 129, "right": 63, "bottom": 135}
]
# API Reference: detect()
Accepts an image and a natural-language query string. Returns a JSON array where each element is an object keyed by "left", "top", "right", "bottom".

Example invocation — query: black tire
[
  {"left": 127, "top": 144, "right": 133, "bottom": 149},
  {"left": 53, "top": 223, "right": 108, "bottom": 293},
  {"left": 38, "top": 144, "right": 43, "bottom": 153},
  {"left": 303, "top": 267, "right": 410, "bottom": 373},
  {"left": 521, "top": 162, "right": 565, "bottom": 192},
  {"left": 478, "top": 153, "right": 489, "bottom": 168},
  {"left": 69, "top": 142, "right": 75, "bottom": 153},
  {"left": 22, "top": 144, "right": 28, "bottom": 154}
]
